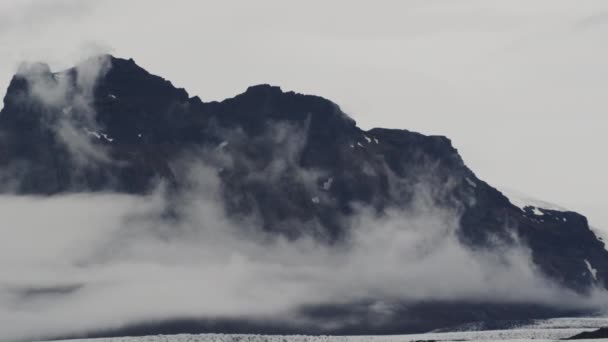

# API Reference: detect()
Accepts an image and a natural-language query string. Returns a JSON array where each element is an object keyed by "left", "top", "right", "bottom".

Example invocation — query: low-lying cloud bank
[{"left": 0, "top": 159, "right": 607, "bottom": 341}]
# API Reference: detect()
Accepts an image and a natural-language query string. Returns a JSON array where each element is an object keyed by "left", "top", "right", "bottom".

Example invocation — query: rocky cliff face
[{"left": 1, "top": 55, "right": 606, "bottom": 336}]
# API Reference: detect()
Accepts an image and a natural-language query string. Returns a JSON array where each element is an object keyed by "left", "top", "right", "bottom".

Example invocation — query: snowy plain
[{"left": 40, "top": 316, "right": 608, "bottom": 342}]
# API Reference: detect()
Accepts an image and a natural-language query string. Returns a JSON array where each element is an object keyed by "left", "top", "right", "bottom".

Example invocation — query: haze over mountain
[{"left": 0, "top": 55, "right": 607, "bottom": 341}]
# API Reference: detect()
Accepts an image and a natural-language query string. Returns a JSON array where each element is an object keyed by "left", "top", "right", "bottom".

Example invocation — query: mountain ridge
[{"left": 1, "top": 54, "right": 605, "bottom": 285}]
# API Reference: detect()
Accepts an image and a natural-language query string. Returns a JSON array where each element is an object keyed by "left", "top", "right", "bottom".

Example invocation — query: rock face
[
  {"left": 0, "top": 55, "right": 606, "bottom": 335},
  {"left": 569, "top": 327, "right": 608, "bottom": 339}
]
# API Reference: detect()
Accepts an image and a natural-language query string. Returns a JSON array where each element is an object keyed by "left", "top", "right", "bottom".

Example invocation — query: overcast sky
[{"left": 0, "top": 0, "right": 606, "bottom": 230}]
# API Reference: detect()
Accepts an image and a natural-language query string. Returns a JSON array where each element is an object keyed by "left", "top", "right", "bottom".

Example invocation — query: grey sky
[{"left": 0, "top": 0, "right": 606, "bottom": 229}]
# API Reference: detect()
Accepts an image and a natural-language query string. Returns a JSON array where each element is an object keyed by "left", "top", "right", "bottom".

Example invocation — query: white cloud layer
[{"left": 1, "top": 162, "right": 606, "bottom": 341}]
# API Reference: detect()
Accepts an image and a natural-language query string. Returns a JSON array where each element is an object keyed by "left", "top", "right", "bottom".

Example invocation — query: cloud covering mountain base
[{"left": 0, "top": 168, "right": 606, "bottom": 341}]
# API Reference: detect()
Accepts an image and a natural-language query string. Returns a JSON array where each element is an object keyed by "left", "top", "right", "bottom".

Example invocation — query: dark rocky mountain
[
  {"left": 569, "top": 327, "right": 608, "bottom": 339},
  {"left": 1, "top": 55, "right": 607, "bottom": 337}
]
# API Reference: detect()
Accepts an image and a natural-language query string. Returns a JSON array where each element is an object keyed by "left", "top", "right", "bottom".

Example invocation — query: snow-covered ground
[
  {"left": 36, "top": 331, "right": 603, "bottom": 342},
  {"left": 41, "top": 316, "right": 608, "bottom": 342}
]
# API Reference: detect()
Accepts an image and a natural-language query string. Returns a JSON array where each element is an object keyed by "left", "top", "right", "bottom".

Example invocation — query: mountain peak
[{"left": 244, "top": 83, "right": 283, "bottom": 95}]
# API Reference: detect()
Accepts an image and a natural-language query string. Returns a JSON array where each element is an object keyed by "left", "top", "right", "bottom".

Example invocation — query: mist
[{"left": 1, "top": 160, "right": 607, "bottom": 341}]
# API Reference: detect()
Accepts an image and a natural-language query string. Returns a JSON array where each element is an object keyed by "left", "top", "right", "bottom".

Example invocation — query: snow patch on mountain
[
  {"left": 498, "top": 187, "right": 568, "bottom": 212},
  {"left": 100, "top": 133, "right": 114, "bottom": 142},
  {"left": 83, "top": 128, "right": 113, "bottom": 142},
  {"left": 532, "top": 207, "right": 544, "bottom": 216},
  {"left": 322, "top": 177, "right": 333, "bottom": 191},
  {"left": 585, "top": 259, "right": 598, "bottom": 281},
  {"left": 83, "top": 127, "right": 101, "bottom": 139}
]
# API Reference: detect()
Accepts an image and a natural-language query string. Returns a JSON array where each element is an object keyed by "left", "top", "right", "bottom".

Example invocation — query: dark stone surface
[{"left": 568, "top": 327, "right": 608, "bottom": 339}]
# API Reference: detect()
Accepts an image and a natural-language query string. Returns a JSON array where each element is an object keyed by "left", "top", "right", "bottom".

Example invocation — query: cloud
[
  {"left": 0, "top": 0, "right": 94, "bottom": 36},
  {"left": 11, "top": 55, "right": 112, "bottom": 168},
  {"left": 0, "top": 153, "right": 606, "bottom": 341}
]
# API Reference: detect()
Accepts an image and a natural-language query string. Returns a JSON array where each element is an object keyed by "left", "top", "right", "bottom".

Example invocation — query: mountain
[
  {"left": 569, "top": 327, "right": 608, "bottom": 339},
  {"left": 1, "top": 55, "right": 606, "bottom": 338}
]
